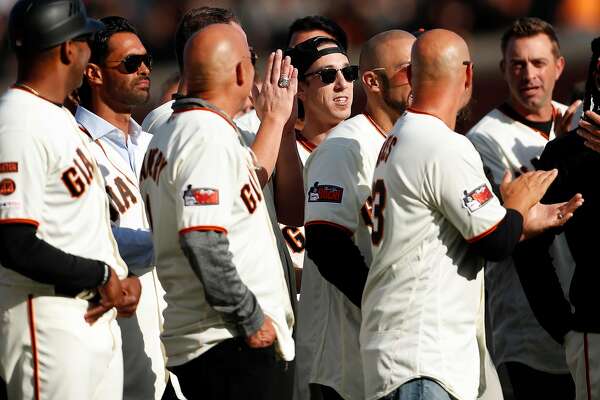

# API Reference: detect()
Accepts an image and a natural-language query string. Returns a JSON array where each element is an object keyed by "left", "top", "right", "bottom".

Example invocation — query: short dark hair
[
  {"left": 79, "top": 16, "right": 138, "bottom": 107},
  {"left": 287, "top": 15, "right": 348, "bottom": 50},
  {"left": 174, "top": 7, "right": 239, "bottom": 71},
  {"left": 89, "top": 16, "right": 137, "bottom": 65},
  {"left": 501, "top": 17, "right": 561, "bottom": 59}
]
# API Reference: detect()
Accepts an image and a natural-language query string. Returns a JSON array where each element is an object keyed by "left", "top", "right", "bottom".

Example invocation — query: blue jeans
[{"left": 381, "top": 378, "right": 456, "bottom": 400}]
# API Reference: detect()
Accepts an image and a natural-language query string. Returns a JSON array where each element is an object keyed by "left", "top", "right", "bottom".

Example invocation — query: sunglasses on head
[
  {"left": 105, "top": 54, "right": 153, "bottom": 74},
  {"left": 304, "top": 65, "right": 359, "bottom": 84}
]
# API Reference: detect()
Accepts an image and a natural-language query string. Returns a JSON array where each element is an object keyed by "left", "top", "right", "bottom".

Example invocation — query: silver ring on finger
[
  {"left": 557, "top": 212, "right": 564, "bottom": 220},
  {"left": 277, "top": 75, "right": 290, "bottom": 88}
]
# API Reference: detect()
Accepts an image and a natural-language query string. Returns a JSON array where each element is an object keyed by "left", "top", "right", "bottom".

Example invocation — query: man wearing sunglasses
[
  {"left": 467, "top": 18, "right": 578, "bottom": 400},
  {"left": 297, "top": 31, "right": 416, "bottom": 400},
  {"left": 284, "top": 35, "right": 358, "bottom": 400},
  {"left": 75, "top": 16, "right": 171, "bottom": 400}
]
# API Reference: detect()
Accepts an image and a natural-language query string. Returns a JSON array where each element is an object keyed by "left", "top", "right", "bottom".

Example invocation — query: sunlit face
[
  {"left": 502, "top": 34, "right": 564, "bottom": 114},
  {"left": 298, "top": 52, "right": 354, "bottom": 126},
  {"left": 101, "top": 32, "right": 151, "bottom": 107},
  {"left": 373, "top": 38, "right": 414, "bottom": 114}
]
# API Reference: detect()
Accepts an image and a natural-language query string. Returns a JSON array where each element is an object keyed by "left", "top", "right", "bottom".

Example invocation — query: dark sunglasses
[
  {"left": 105, "top": 54, "right": 153, "bottom": 74},
  {"left": 304, "top": 65, "right": 359, "bottom": 84}
]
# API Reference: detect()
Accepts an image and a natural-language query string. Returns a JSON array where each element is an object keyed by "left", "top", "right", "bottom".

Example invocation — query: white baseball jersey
[
  {"left": 75, "top": 106, "right": 169, "bottom": 400},
  {"left": 361, "top": 110, "right": 506, "bottom": 400},
  {"left": 467, "top": 103, "right": 574, "bottom": 374},
  {"left": 296, "top": 113, "right": 385, "bottom": 400},
  {"left": 140, "top": 103, "right": 294, "bottom": 367},
  {"left": 0, "top": 87, "right": 127, "bottom": 400},
  {"left": 141, "top": 99, "right": 173, "bottom": 134}
]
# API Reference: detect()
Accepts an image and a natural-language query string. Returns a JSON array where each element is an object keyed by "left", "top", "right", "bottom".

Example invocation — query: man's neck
[
  {"left": 301, "top": 117, "right": 339, "bottom": 146},
  {"left": 507, "top": 97, "right": 553, "bottom": 122},
  {"left": 16, "top": 76, "right": 67, "bottom": 105},
  {"left": 364, "top": 102, "right": 398, "bottom": 133},
  {"left": 91, "top": 100, "right": 132, "bottom": 136}
]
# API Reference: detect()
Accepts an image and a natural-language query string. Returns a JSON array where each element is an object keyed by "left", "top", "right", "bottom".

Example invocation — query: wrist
[{"left": 99, "top": 265, "right": 111, "bottom": 287}]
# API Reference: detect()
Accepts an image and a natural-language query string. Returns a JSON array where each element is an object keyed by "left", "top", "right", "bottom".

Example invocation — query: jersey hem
[
  {"left": 365, "top": 374, "right": 465, "bottom": 400},
  {"left": 0, "top": 218, "right": 40, "bottom": 227},
  {"left": 305, "top": 220, "right": 353, "bottom": 236},
  {"left": 178, "top": 225, "right": 228, "bottom": 235}
]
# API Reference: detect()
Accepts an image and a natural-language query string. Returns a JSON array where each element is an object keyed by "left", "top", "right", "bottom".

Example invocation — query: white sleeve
[
  {"left": 304, "top": 141, "right": 365, "bottom": 234},
  {"left": 0, "top": 131, "right": 47, "bottom": 226},
  {"left": 424, "top": 142, "right": 506, "bottom": 242},
  {"left": 174, "top": 133, "right": 238, "bottom": 234}
]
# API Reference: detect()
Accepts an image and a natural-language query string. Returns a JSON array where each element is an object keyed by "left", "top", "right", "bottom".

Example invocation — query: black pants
[
  {"left": 169, "top": 338, "right": 293, "bottom": 400},
  {"left": 505, "top": 362, "right": 575, "bottom": 400}
]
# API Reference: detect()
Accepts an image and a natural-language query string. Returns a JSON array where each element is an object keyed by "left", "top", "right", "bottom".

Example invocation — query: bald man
[
  {"left": 360, "top": 29, "right": 583, "bottom": 400},
  {"left": 296, "top": 30, "right": 414, "bottom": 400},
  {"left": 139, "top": 24, "right": 296, "bottom": 400}
]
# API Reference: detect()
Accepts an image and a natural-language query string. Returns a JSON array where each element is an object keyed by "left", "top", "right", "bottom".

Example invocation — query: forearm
[
  {"left": 274, "top": 131, "right": 304, "bottom": 226},
  {"left": 468, "top": 209, "right": 523, "bottom": 261},
  {"left": 251, "top": 115, "right": 287, "bottom": 187},
  {"left": 0, "top": 224, "right": 106, "bottom": 295},
  {"left": 179, "top": 230, "right": 264, "bottom": 336},
  {"left": 111, "top": 227, "right": 154, "bottom": 274},
  {"left": 305, "top": 223, "right": 368, "bottom": 308}
]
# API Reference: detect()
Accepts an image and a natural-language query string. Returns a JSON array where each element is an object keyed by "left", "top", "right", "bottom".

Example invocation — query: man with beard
[
  {"left": 75, "top": 17, "right": 169, "bottom": 400},
  {"left": 298, "top": 30, "right": 414, "bottom": 400},
  {"left": 467, "top": 18, "right": 579, "bottom": 399},
  {"left": 360, "top": 29, "right": 582, "bottom": 400}
]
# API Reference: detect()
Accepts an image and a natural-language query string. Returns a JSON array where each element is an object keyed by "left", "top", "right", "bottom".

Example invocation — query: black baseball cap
[
  {"left": 284, "top": 36, "right": 347, "bottom": 77},
  {"left": 9, "top": 0, "right": 104, "bottom": 51}
]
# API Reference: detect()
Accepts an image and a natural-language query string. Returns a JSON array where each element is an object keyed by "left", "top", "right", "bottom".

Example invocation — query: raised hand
[
  {"left": 253, "top": 49, "right": 298, "bottom": 125},
  {"left": 522, "top": 193, "right": 584, "bottom": 239},
  {"left": 577, "top": 110, "right": 600, "bottom": 153},
  {"left": 554, "top": 99, "right": 582, "bottom": 138},
  {"left": 500, "top": 169, "right": 558, "bottom": 217}
]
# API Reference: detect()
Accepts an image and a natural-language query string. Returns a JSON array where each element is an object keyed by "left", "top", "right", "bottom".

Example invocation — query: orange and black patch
[
  {"left": 0, "top": 179, "right": 16, "bottom": 195},
  {"left": 0, "top": 162, "right": 18, "bottom": 173}
]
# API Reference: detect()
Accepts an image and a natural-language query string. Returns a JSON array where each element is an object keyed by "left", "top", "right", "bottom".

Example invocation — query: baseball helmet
[{"left": 8, "top": 0, "right": 103, "bottom": 51}]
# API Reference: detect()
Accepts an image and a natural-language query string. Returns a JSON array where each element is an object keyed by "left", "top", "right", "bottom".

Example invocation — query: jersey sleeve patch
[
  {"left": 0, "top": 162, "right": 18, "bottom": 173},
  {"left": 462, "top": 183, "right": 493, "bottom": 214},
  {"left": 0, "top": 179, "right": 16, "bottom": 196},
  {"left": 308, "top": 182, "right": 344, "bottom": 203},
  {"left": 183, "top": 185, "right": 219, "bottom": 206}
]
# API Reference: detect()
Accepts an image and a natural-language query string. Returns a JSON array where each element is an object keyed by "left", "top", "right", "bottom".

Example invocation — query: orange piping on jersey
[
  {"left": 305, "top": 220, "right": 353, "bottom": 236},
  {"left": 171, "top": 107, "right": 238, "bottom": 132},
  {"left": 179, "top": 225, "right": 228, "bottom": 235},
  {"left": 27, "top": 295, "right": 41, "bottom": 400},
  {"left": 465, "top": 219, "right": 502, "bottom": 243},
  {"left": 363, "top": 113, "right": 387, "bottom": 138},
  {"left": 295, "top": 131, "right": 317, "bottom": 153},
  {"left": 0, "top": 218, "right": 39, "bottom": 227},
  {"left": 585, "top": 333, "right": 592, "bottom": 400}
]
